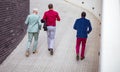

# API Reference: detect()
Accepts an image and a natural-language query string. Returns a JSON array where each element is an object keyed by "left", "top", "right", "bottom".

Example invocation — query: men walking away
[
  {"left": 73, "top": 12, "right": 92, "bottom": 61},
  {"left": 42, "top": 3, "right": 60, "bottom": 55},
  {"left": 25, "top": 8, "right": 41, "bottom": 57}
]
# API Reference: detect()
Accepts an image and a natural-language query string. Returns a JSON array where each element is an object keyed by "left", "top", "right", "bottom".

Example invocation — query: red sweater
[{"left": 43, "top": 10, "right": 60, "bottom": 26}]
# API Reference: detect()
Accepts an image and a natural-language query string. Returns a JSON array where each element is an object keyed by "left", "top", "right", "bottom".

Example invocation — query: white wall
[
  {"left": 100, "top": 0, "right": 120, "bottom": 72},
  {"left": 64, "top": 0, "right": 102, "bottom": 21}
]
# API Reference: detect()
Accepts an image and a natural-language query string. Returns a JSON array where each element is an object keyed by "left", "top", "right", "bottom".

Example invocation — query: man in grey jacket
[{"left": 25, "top": 8, "right": 41, "bottom": 57}]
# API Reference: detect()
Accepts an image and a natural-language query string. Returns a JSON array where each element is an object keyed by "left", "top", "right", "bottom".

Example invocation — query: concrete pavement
[{"left": 0, "top": 0, "right": 101, "bottom": 72}]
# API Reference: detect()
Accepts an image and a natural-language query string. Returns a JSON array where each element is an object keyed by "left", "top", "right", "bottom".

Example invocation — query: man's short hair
[
  {"left": 48, "top": 3, "right": 53, "bottom": 9},
  {"left": 33, "top": 8, "right": 38, "bottom": 12},
  {"left": 81, "top": 12, "right": 86, "bottom": 17}
]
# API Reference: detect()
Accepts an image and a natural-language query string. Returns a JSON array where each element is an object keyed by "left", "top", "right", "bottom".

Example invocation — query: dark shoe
[
  {"left": 25, "top": 50, "right": 30, "bottom": 57},
  {"left": 33, "top": 50, "right": 37, "bottom": 54},
  {"left": 76, "top": 55, "right": 79, "bottom": 61},
  {"left": 48, "top": 49, "right": 50, "bottom": 51},
  {"left": 50, "top": 49, "right": 53, "bottom": 55},
  {"left": 81, "top": 57, "right": 85, "bottom": 60}
]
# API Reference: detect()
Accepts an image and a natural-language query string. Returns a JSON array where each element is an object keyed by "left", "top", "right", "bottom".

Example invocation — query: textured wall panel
[{"left": 0, "top": 0, "right": 29, "bottom": 64}]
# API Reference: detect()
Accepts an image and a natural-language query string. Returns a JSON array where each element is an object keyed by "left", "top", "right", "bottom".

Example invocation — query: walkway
[{"left": 0, "top": 0, "right": 101, "bottom": 72}]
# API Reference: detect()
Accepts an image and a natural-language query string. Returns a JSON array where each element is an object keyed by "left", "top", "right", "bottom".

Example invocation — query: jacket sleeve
[
  {"left": 38, "top": 17, "right": 42, "bottom": 30},
  {"left": 56, "top": 12, "right": 60, "bottom": 21},
  {"left": 43, "top": 12, "right": 47, "bottom": 21},
  {"left": 25, "top": 15, "right": 29, "bottom": 25},
  {"left": 73, "top": 20, "right": 78, "bottom": 30},
  {"left": 87, "top": 20, "right": 92, "bottom": 34}
]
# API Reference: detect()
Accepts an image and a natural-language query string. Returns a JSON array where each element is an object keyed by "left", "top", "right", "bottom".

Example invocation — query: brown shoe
[
  {"left": 76, "top": 55, "right": 79, "bottom": 61},
  {"left": 25, "top": 50, "right": 30, "bottom": 57},
  {"left": 50, "top": 49, "right": 53, "bottom": 55}
]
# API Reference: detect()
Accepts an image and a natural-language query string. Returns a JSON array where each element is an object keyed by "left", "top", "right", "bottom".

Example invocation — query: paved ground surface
[{"left": 0, "top": 0, "right": 101, "bottom": 72}]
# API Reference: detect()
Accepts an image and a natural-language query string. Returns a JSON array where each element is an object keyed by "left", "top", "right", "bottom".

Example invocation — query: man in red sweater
[{"left": 43, "top": 3, "right": 60, "bottom": 55}]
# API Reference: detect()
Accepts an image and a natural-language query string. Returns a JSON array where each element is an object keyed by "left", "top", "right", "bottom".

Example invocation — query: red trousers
[{"left": 76, "top": 38, "right": 87, "bottom": 58}]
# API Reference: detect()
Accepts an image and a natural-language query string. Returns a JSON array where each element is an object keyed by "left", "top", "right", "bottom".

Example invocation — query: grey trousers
[{"left": 47, "top": 26, "right": 56, "bottom": 49}]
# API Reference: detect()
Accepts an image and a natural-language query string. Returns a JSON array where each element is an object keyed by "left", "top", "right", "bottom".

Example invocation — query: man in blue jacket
[
  {"left": 25, "top": 8, "right": 41, "bottom": 57},
  {"left": 73, "top": 12, "right": 92, "bottom": 60}
]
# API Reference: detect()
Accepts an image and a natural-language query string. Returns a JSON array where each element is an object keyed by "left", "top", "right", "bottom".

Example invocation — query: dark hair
[
  {"left": 48, "top": 3, "right": 53, "bottom": 9},
  {"left": 81, "top": 12, "right": 86, "bottom": 17}
]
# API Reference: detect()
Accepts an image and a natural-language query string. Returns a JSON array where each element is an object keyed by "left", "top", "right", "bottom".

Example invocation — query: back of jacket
[
  {"left": 73, "top": 18, "right": 92, "bottom": 38},
  {"left": 25, "top": 14, "right": 41, "bottom": 32}
]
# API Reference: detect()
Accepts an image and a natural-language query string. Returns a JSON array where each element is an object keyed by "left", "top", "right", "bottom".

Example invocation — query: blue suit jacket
[{"left": 73, "top": 18, "right": 92, "bottom": 38}]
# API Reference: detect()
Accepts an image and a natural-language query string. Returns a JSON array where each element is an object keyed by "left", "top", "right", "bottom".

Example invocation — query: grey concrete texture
[{"left": 0, "top": 0, "right": 101, "bottom": 72}]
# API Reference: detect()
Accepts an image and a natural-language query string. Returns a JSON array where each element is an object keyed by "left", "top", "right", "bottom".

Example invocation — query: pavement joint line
[{"left": 64, "top": 0, "right": 101, "bottom": 22}]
